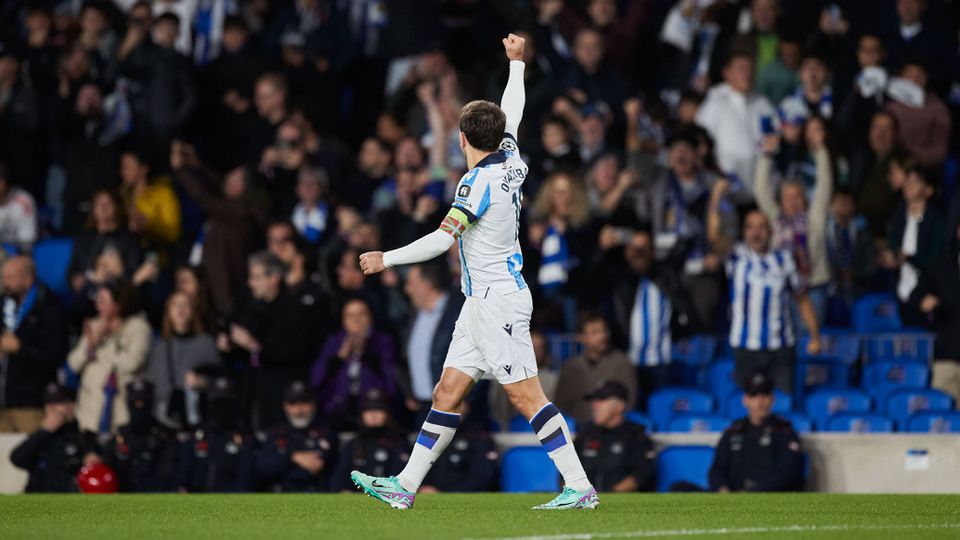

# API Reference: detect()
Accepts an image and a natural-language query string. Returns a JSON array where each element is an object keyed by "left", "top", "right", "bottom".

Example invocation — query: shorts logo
[
  {"left": 458, "top": 185, "right": 471, "bottom": 198},
  {"left": 503, "top": 365, "right": 512, "bottom": 375},
  {"left": 503, "top": 323, "right": 512, "bottom": 335}
]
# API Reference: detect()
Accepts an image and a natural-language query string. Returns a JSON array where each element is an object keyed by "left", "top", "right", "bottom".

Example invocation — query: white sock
[
  {"left": 530, "top": 402, "right": 591, "bottom": 491},
  {"left": 396, "top": 409, "right": 460, "bottom": 492}
]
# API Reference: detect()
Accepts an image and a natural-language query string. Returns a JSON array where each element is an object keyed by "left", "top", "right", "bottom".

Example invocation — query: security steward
[
  {"left": 335, "top": 389, "right": 409, "bottom": 491},
  {"left": 257, "top": 381, "right": 338, "bottom": 492},
  {"left": 175, "top": 377, "right": 256, "bottom": 492},
  {"left": 708, "top": 371, "right": 804, "bottom": 492},
  {"left": 10, "top": 383, "right": 100, "bottom": 492},
  {"left": 102, "top": 381, "right": 178, "bottom": 492},
  {"left": 574, "top": 380, "right": 656, "bottom": 492},
  {"left": 421, "top": 404, "right": 498, "bottom": 492}
]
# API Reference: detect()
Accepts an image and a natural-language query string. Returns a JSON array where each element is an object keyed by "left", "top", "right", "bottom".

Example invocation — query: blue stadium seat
[
  {"left": 656, "top": 446, "right": 714, "bottom": 492},
  {"left": 804, "top": 389, "right": 872, "bottom": 429},
  {"left": 500, "top": 447, "right": 559, "bottom": 492},
  {"left": 824, "top": 413, "right": 894, "bottom": 433},
  {"left": 885, "top": 388, "right": 955, "bottom": 429},
  {"left": 508, "top": 413, "right": 576, "bottom": 433},
  {"left": 705, "top": 359, "right": 737, "bottom": 401},
  {"left": 906, "top": 411, "right": 960, "bottom": 433},
  {"left": 665, "top": 413, "right": 729, "bottom": 433},
  {"left": 796, "top": 333, "right": 860, "bottom": 390},
  {"left": 671, "top": 335, "right": 717, "bottom": 367},
  {"left": 862, "top": 361, "right": 930, "bottom": 400},
  {"left": 852, "top": 294, "right": 902, "bottom": 333},
  {"left": 33, "top": 237, "right": 74, "bottom": 297},
  {"left": 625, "top": 411, "right": 655, "bottom": 432},
  {"left": 863, "top": 333, "right": 935, "bottom": 364},
  {"left": 779, "top": 412, "right": 813, "bottom": 433},
  {"left": 724, "top": 389, "right": 792, "bottom": 418},
  {"left": 647, "top": 388, "right": 714, "bottom": 428}
]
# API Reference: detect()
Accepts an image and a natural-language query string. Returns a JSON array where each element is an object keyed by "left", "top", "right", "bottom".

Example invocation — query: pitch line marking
[{"left": 464, "top": 522, "right": 960, "bottom": 540}]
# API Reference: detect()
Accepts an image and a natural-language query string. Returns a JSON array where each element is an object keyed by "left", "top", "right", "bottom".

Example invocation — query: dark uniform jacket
[
  {"left": 422, "top": 421, "right": 498, "bottom": 492},
  {"left": 9, "top": 421, "right": 97, "bottom": 492},
  {"left": 575, "top": 420, "right": 656, "bottom": 492},
  {"left": 103, "top": 422, "right": 178, "bottom": 492},
  {"left": 0, "top": 285, "right": 68, "bottom": 408},
  {"left": 175, "top": 425, "right": 257, "bottom": 492},
  {"left": 257, "top": 420, "right": 338, "bottom": 492},
  {"left": 708, "top": 414, "right": 804, "bottom": 492},
  {"left": 334, "top": 427, "right": 409, "bottom": 491}
]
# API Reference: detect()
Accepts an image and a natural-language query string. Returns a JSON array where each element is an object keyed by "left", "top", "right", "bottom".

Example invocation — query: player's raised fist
[
  {"left": 359, "top": 251, "right": 386, "bottom": 276},
  {"left": 503, "top": 33, "right": 525, "bottom": 62}
]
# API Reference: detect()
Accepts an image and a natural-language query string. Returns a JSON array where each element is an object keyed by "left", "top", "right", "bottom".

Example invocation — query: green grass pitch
[{"left": 1, "top": 493, "right": 959, "bottom": 539}]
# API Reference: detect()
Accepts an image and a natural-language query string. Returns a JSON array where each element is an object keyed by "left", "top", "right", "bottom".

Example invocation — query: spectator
[
  {"left": 260, "top": 120, "right": 310, "bottom": 217},
  {"left": 708, "top": 201, "right": 822, "bottom": 393},
  {"left": 119, "top": 148, "right": 181, "bottom": 249},
  {"left": 560, "top": 28, "right": 628, "bottom": 116},
  {"left": 119, "top": 12, "right": 196, "bottom": 149},
  {"left": 852, "top": 111, "right": 902, "bottom": 238},
  {"left": 879, "top": 164, "right": 944, "bottom": 327},
  {"left": 0, "top": 163, "right": 37, "bottom": 250},
  {"left": 885, "top": 62, "right": 951, "bottom": 168},
  {"left": 608, "top": 231, "right": 681, "bottom": 394},
  {"left": 756, "top": 36, "right": 801, "bottom": 106},
  {"left": 101, "top": 381, "right": 178, "bottom": 492},
  {"left": 420, "top": 403, "right": 498, "bottom": 493},
  {"left": 0, "top": 44, "right": 41, "bottom": 195},
  {"left": 172, "top": 142, "right": 268, "bottom": 317},
  {"left": 146, "top": 291, "right": 219, "bottom": 430},
  {"left": 310, "top": 297, "right": 398, "bottom": 431},
  {"left": 528, "top": 172, "right": 593, "bottom": 331},
  {"left": 707, "top": 372, "right": 804, "bottom": 492},
  {"left": 67, "top": 280, "right": 151, "bottom": 434},
  {"left": 695, "top": 51, "right": 778, "bottom": 192},
  {"left": 257, "top": 381, "right": 338, "bottom": 493},
  {"left": 401, "top": 262, "right": 463, "bottom": 411},
  {"left": 0, "top": 256, "right": 67, "bottom": 433},
  {"left": 556, "top": 313, "right": 636, "bottom": 424},
  {"left": 10, "top": 383, "right": 100, "bottom": 492},
  {"left": 575, "top": 381, "right": 656, "bottom": 492},
  {"left": 836, "top": 34, "right": 887, "bottom": 153},
  {"left": 175, "top": 377, "right": 256, "bottom": 492},
  {"left": 529, "top": 115, "right": 581, "bottom": 191},
  {"left": 914, "top": 225, "right": 960, "bottom": 405},
  {"left": 778, "top": 51, "right": 833, "bottom": 126},
  {"left": 68, "top": 190, "right": 143, "bottom": 296},
  {"left": 344, "top": 137, "right": 391, "bottom": 213},
  {"left": 59, "top": 82, "right": 123, "bottom": 233},
  {"left": 265, "top": 221, "right": 332, "bottom": 357},
  {"left": 221, "top": 251, "right": 317, "bottom": 430},
  {"left": 575, "top": 105, "right": 611, "bottom": 169},
  {"left": 754, "top": 128, "right": 833, "bottom": 329},
  {"left": 333, "top": 389, "right": 409, "bottom": 492},
  {"left": 886, "top": 0, "right": 950, "bottom": 91},
  {"left": 825, "top": 189, "right": 876, "bottom": 325},
  {"left": 248, "top": 72, "right": 288, "bottom": 160},
  {"left": 291, "top": 166, "right": 331, "bottom": 246}
]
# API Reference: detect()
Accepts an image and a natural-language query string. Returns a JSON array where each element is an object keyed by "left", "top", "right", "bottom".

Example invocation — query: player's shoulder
[{"left": 499, "top": 133, "right": 519, "bottom": 155}]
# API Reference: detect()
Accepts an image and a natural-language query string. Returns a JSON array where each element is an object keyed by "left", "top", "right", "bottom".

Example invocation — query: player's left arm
[
  {"left": 500, "top": 33, "right": 526, "bottom": 140},
  {"left": 359, "top": 172, "right": 493, "bottom": 276}
]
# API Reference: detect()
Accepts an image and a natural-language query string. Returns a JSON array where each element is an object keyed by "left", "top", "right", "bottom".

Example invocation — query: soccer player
[{"left": 350, "top": 34, "right": 598, "bottom": 510}]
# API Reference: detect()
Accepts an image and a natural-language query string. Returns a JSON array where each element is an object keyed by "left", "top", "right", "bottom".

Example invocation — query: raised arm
[{"left": 501, "top": 34, "right": 526, "bottom": 138}]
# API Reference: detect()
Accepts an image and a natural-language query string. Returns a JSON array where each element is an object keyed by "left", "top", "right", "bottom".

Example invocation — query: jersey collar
[{"left": 475, "top": 151, "right": 507, "bottom": 169}]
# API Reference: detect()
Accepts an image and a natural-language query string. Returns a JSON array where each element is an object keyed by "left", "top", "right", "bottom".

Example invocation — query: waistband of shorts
[{"left": 464, "top": 285, "right": 529, "bottom": 299}]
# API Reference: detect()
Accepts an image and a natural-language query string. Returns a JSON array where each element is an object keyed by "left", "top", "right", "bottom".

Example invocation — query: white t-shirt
[{"left": 452, "top": 134, "right": 528, "bottom": 298}]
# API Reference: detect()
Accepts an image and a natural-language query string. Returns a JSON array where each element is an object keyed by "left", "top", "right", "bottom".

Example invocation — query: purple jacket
[{"left": 308, "top": 330, "right": 397, "bottom": 418}]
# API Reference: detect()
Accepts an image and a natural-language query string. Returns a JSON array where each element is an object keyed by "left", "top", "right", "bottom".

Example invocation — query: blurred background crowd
[{"left": 1, "top": 0, "right": 960, "bottom": 493}]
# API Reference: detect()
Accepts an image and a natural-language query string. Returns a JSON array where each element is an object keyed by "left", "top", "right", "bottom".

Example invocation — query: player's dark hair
[{"left": 459, "top": 100, "right": 506, "bottom": 152}]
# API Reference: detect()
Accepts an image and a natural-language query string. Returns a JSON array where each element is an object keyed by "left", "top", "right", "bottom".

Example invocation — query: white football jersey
[{"left": 452, "top": 134, "right": 528, "bottom": 297}]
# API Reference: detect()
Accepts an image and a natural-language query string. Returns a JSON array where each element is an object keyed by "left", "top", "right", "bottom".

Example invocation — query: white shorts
[{"left": 444, "top": 287, "right": 538, "bottom": 385}]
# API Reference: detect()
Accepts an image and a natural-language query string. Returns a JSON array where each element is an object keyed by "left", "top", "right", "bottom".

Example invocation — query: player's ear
[{"left": 459, "top": 131, "right": 467, "bottom": 151}]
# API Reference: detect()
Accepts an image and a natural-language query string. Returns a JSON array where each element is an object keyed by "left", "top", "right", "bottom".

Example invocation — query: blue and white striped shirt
[
  {"left": 628, "top": 278, "right": 672, "bottom": 366},
  {"left": 726, "top": 244, "right": 801, "bottom": 351}
]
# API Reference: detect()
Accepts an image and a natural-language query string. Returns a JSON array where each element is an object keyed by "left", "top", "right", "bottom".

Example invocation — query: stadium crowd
[{"left": 1, "top": 0, "right": 960, "bottom": 492}]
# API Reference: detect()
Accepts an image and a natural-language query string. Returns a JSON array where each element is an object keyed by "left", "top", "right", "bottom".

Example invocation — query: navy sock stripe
[
  {"left": 539, "top": 427, "right": 567, "bottom": 452},
  {"left": 530, "top": 403, "right": 561, "bottom": 433},
  {"left": 425, "top": 409, "right": 461, "bottom": 429}
]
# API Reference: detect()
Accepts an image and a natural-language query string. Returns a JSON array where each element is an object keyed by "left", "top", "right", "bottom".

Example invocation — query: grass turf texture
[{"left": 1, "top": 494, "right": 958, "bottom": 539}]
